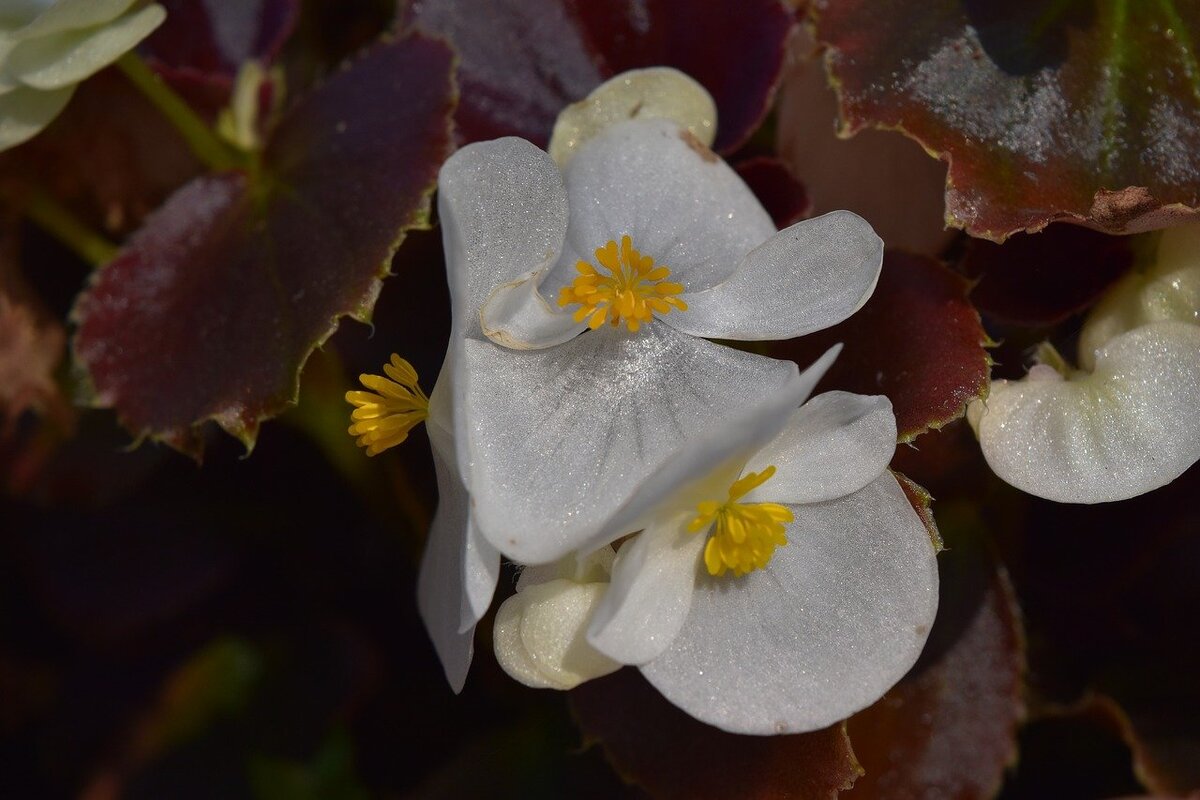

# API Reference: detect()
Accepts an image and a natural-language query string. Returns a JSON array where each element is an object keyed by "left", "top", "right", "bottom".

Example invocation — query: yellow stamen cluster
[
  {"left": 688, "top": 466, "right": 794, "bottom": 577},
  {"left": 557, "top": 235, "right": 686, "bottom": 332},
  {"left": 345, "top": 354, "right": 429, "bottom": 456}
]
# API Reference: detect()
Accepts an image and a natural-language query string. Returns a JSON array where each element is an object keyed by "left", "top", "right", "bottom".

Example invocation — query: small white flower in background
[
  {"left": 0, "top": 0, "right": 165, "bottom": 152},
  {"left": 415, "top": 69, "right": 888, "bottom": 695},
  {"left": 496, "top": 385, "right": 939, "bottom": 735},
  {"left": 970, "top": 223, "right": 1200, "bottom": 504}
]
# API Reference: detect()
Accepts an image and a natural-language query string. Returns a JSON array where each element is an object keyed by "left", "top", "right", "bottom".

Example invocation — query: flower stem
[
  {"left": 116, "top": 52, "right": 244, "bottom": 172},
  {"left": 23, "top": 189, "right": 118, "bottom": 267}
]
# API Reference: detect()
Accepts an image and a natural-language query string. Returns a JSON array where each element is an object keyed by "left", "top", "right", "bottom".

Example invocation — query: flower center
[
  {"left": 687, "top": 466, "right": 794, "bottom": 577},
  {"left": 557, "top": 234, "right": 687, "bottom": 333},
  {"left": 345, "top": 354, "right": 429, "bottom": 456}
]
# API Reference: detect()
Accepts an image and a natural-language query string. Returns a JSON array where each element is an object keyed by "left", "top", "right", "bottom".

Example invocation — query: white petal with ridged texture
[
  {"left": 493, "top": 593, "right": 557, "bottom": 689},
  {"left": 6, "top": 3, "right": 163, "bottom": 90},
  {"left": 587, "top": 512, "right": 705, "bottom": 665},
  {"left": 974, "top": 321, "right": 1200, "bottom": 504},
  {"left": 1078, "top": 224, "right": 1200, "bottom": 370},
  {"left": 539, "top": 118, "right": 775, "bottom": 300},
  {"left": 0, "top": 81, "right": 71, "bottom": 151},
  {"left": 548, "top": 67, "right": 717, "bottom": 167},
  {"left": 742, "top": 391, "right": 896, "bottom": 505},
  {"left": 437, "top": 137, "right": 569, "bottom": 340},
  {"left": 671, "top": 211, "right": 883, "bottom": 341},
  {"left": 516, "top": 580, "right": 622, "bottom": 689},
  {"left": 461, "top": 324, "right": 809, "bottom": 564},
  {"left": 641, "top": 473, "right": 939, "bottom": 735}
]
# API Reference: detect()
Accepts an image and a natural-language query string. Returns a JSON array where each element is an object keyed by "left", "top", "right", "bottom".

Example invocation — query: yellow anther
[
  {"left": 557, "top": 234, "right": 687, "bottom": 332},
  {"left": 345, "top": 354, "right": 429, "bottom": 456},
  {"left": 687, "top": 466, "right": 794, "bottom": 577}
]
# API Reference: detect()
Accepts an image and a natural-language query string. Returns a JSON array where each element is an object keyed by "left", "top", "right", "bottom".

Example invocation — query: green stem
[
  {"left": 24, "top": 190, "right": 118, "bottom": 267},
  {"left": 116, "top": 52, "right": 244, "bottom": 172}
]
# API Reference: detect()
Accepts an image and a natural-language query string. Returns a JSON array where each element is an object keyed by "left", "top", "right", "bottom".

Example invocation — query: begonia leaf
[
  {"left": 72, "top": 35, "right": 455, "bottom": 457},
  {"left": 775, "top": 28, "right": 953, "bottom": 256},
  {"left": 768, "top": 251, "right": 990, "bottom": 442},
  {"left": 810, "top": 0, "right": 1200, "bottom": 240},
  {"left": 406, "top": 0, "right": 794, "bottom": 153},
  {"left": 570, "top": 668, "right": 863, "bottom": 799},
  {"left": 958, "top": 224, "right": 1134, "bottom": 325},
  {"left": 142, "top": 0, "right": 299, "bottom": 114},
  {"left": 844, "top": 522, "right": 1024, "bottom": 799}
]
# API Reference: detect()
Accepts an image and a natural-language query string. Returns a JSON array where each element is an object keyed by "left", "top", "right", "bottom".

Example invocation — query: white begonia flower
[
  {"left": 969, "top": 224, "right": 1200, "bottom": 504},
  {"left": 458, "top": 117, "right": 883, "bottom": 567},
  {"left": 419, "top": 118, "right": 884, "bottom": 691},
  {"left": 497, "top": 387, "right": 939, "bottom": 735},
  {"left": 0, "top": 0, "right": 166, "bottom": 152}
]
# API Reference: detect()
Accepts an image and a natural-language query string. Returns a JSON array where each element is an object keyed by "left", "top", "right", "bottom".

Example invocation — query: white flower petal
[
  {"left": 641, "top": 473, "right": 939, "bottom": 735},
  {"left": 517, "top": 545, "right": 615, "bottom": 592},
  {"left": 493, "top": 593, "right": 558, "bottom": 689},
  {"left": 539, "top": 118, "right": 776, "bottom": 299},
  {"left": 11, "top": 0, "right": 135, "bottom": 38},
  {"left": 437, "top": 136, "right": 569, "bottom": 340},
  {"left": 1078, "top": 224, "right": 1200, "bottom": 370},
  {"left": 973, "top": 321, "right": 1200, "bottom": 504},
  {"left": 586, "top": 512, "right": 705, "bottom": 665},
  {"left": 548, "top": 67, "right": 717, "bottom": 167},
  {"left": 459, "top": 514, "right": 500, "bottom": 634},
  {"left": 495, "top": 579, "right": 621, "bottom": 690},
  {"left": 7, "top": 4, "right": 163, "bottom": 90},
  {"left": 670, "top": 211, "right": 883, "bottom": 341},
  {"left": 479, "top": 268, "right": 584, "bottom": 349},
  {"left": 461, "top": 324, "right": 816, "bottom": 565},
  {"left": 416, "top": 427, "right": 479, "bottom": 693},
  {"left": 0, "top": 81, "right": 71, "bottom": 151},
  {"left": 743, "top": 391, "right": 897, "bottom": 505}
]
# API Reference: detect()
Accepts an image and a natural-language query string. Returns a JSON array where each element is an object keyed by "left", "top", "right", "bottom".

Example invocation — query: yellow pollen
[
  {"left": 687, "top": 466, "right": 794, "bottom": 577},
  {"left": 557, "top": 234, "right": 687, "bottom": 332},
  {"left": 345, "top": 354, "right": 429, "bottom": 456}
]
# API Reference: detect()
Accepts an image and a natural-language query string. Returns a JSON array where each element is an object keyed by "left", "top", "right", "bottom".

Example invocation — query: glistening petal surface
[
  {"left": 461, "top": 324, "right": 800, "bottom": 564},
  {"left": 437, "top": 136, "right": 569, "bottom": 338},
  {"left": 586, "top": 513, "right": 706, "bottom": 665},
  {"left": 672, "top": 210, "right": 883, "bottom": 341},
  {"left": 742, "top": 391, "right": 897, "bottom": 506},
  {"left": 540, "top": 118, "right": 775, "bottom": 300},
  {"left": 975, "top": 321, "right": 1200, "bottom": 504},
  {"left": 641, "top": 473, "right": 939, "bottom": 735}
]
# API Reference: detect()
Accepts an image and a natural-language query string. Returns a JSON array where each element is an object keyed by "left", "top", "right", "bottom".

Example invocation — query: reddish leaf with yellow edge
[
  {"left": 407, "top": 0, "right": 794, "bottom": 153},
  {"left": 72, "top": 35, "right": 455, "bottom": 457},
  {"left": 844, "top": 520, "right": 1025, "bottom": 799},
  {"left": 571, "top": 668, "right": 862, "bottom": 800},
  {"left": 810, "top": 0, "right": 1200, "bottom": 240},
  {"left": 768, "top": 251, "right": 990, "bottom": 442}
]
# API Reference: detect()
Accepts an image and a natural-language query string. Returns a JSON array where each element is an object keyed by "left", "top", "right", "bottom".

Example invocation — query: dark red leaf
[
  {"left": 810, "top": 0, "right": 1200, "bottom": 240},
  {"left": 72, "top": 35, "right": 456, "bottom": 457},
  {"left": 769, "top": 251, "right": 990, "bottom": 442},
  {"left": 407, "top": 0, "right": 795, "bottom": 153},
  {"left": 775, "top": 30, "right": 953, "bottom": 256},
  {"left": 844, "top": 523, "right": 1025, "bottom": 799},
  {"left": 735, "top": 156, "right": 811, "bottom": 228},
  {"left": 571, "top": 669, "right": 862, "bottom": 800},
  {"left": 958, "top": 224, "right": 1134, "bottom": 325}
]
